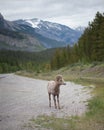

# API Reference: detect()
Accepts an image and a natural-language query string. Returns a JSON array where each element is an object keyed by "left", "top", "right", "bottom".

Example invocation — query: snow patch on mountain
[
  {"left": 75, "top": 26, "right": 85, "bottom": 33},
  {"left": 24, "top": 18, "right": 62, "bottom": 30},
  {"left": 14, "top": 17, "right": 84, "bottom": 46},
  {"left": 44, "top": 22, "right": 62, "bottom": 30},
  {"left": 25, "top": 18, "right": 40, "bottom": 28}
]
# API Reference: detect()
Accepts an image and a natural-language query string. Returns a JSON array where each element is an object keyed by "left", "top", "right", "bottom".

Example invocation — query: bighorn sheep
[{"left": 47, "top": 75, "right": 66, "bottom": 109}]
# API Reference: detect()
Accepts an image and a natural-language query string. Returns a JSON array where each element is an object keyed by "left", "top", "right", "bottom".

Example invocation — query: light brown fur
[{"left": 47, "top": 75, "right": 66, "bottom": 109}]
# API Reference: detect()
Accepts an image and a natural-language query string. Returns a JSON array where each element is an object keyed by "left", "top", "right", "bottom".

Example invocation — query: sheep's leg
[
  {"left": 53, "top": 95, "right": 57, "bottom": 109},
  {"left": 48, "top": 93, "right": 51, "bottom": 107},
  {"left": 57, "top": 94, "right": 60, "bottom": 109}
]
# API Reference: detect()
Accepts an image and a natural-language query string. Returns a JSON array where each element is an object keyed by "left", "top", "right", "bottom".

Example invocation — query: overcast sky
[{"left": 0, "top": 0, "right": 104, "bottom": 28}]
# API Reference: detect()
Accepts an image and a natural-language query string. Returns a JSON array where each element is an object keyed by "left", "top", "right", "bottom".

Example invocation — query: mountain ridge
[
  {"left": 0, "top": 13, "right": 84, "bottom": 52},
  {"left": 14, "top": 18, "right": 84, "bottom": 45}
]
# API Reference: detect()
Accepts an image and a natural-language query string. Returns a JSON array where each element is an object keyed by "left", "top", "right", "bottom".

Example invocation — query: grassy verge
[{"left": 16, "top": 62, "right": 104, "bottom": 83}]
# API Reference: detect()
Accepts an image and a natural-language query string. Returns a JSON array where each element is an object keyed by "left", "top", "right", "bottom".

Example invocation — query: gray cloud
[{"left": 0, "top": 0, "right": 104, "bottom": 28}]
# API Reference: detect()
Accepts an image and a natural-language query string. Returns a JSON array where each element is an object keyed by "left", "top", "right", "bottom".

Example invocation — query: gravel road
[{"left": 0, "top": 74, "right": 92, "bottom": 130}]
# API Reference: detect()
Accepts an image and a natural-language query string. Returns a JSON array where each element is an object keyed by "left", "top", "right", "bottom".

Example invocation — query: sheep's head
[{"left": 55, "top": 75, "right": 66, "bottom": 85}]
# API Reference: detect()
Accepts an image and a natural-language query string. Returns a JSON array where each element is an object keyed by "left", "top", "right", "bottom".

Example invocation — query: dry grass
[{"left": 16, "top": 62, "right": 104, "bottom": 83}]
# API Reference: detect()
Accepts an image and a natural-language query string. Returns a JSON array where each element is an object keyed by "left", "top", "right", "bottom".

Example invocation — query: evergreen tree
[
  {"left": 50, "top": 12, "right": 104, "bottom": 70},
  {"left": 78, "top": 12, "right": 104, "bottom": 62}
]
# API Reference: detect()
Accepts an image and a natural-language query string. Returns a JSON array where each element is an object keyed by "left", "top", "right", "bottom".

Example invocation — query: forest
[
  {"left": 0, "top": 12, "right": 104, "bottom": 73},
  {"left": 0, "top": 49, "right": 55, "bottom": 73},
  {"left": 51, "top": 12, "right": 104, "bottom": 69}
]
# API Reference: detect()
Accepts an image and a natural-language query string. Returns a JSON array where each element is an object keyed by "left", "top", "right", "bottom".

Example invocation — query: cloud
[{"left": 0, "top": 0, "right": 104, "bottom": 28}]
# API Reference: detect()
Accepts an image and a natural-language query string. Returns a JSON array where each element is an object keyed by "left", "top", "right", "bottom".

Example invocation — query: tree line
[
  {"left": 51, "top": 12, "right": 104, "bottom": 69},
  {"left": 0, "top": 49, "right": 54, "bottom": 73}
]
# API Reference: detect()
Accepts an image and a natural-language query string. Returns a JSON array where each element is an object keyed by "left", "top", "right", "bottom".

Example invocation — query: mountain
[
  {"left": 11, "top": 23, "right": 66, "bottom": 48},
  {"left": 0, "top": 13, "right": 67, "bottom": 51},
  {"left": 0, "top": 13, "right": 45, "bottom": 51},
  {"left": 75, "top": 26, "right": 85, "bottom": 34},
  {"left": 0, "top": 13, "right": 84, "bottom": 52},
  {"left": 14, "top": 18, "right": 84, "bottom": 46}
]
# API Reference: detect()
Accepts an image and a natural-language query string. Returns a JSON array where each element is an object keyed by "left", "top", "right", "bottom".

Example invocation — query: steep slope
[
  {"left": 0, "top": 13, "right": 84, "bottom": 51},
  {"left": 12, "top": 24, "right": 66, "bottom": 48},
  {"left": 14, "top": 18, "right": 84, "bottom": 45},
  {"left": 0, "top": 13, "right": 45, "bottom": 52}
]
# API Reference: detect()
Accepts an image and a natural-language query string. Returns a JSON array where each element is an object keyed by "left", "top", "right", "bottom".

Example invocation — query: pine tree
[{"left": 78, "top": 12, "right": 104, "bottom": 62}]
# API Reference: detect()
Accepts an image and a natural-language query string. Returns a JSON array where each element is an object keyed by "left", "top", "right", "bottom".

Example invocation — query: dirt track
[{"left": 0, "top": 74, "right": 92, "bottom": 130}]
